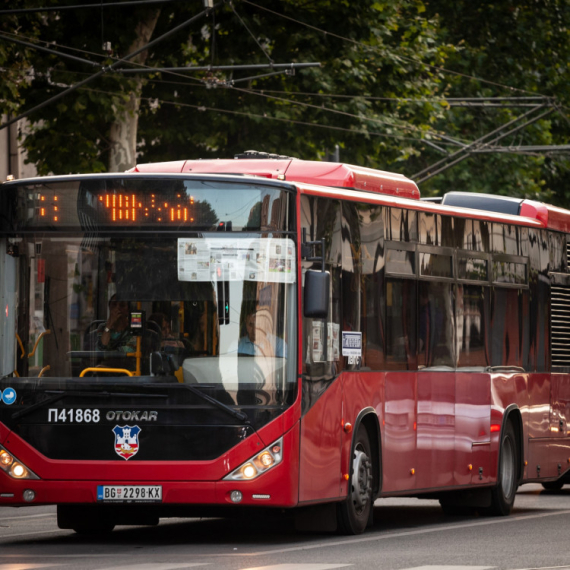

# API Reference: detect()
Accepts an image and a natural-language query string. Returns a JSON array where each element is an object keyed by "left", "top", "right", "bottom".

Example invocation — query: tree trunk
[{"left": 108, "top": 10, "right": 160, "bottom": 172}]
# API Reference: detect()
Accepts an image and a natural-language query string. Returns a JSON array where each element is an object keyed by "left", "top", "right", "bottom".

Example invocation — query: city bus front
[{"left": 0, "top": 174, "right": 299, "bottom": 532}]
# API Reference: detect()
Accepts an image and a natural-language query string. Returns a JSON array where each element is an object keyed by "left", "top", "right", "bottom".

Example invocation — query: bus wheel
[
  {"left": 337, "top": 426, "right": 373, "bottom": 535},
  {"left": 488, "top": 420, "right": 518, "bottom": 516},
  {"left": 542, "top": 481, "right": 564, "bottom": 491}
]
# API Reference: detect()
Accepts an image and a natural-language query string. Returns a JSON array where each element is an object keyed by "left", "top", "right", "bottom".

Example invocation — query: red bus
[{"left": 1, "top": 152, "right": 570, "bottom": 535}]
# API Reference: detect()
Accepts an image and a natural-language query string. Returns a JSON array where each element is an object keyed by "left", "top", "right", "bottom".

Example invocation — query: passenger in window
[
  {"left": 189, "top": 309, "right": 208, "bottom": 354},
  {"left": 238, "top": 310, "right": 287, "bottom": 357},
  {"left": 149, "top": 313, "right": 185, "bottom": 349},
  {"left": 96, "top": 295, "right": 137, "bottom": 353}
]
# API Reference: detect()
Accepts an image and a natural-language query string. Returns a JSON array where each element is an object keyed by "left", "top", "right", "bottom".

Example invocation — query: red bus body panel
[
  {"left": 0, "top": 421, "right": 300, "bottom": 508},
  {"left": 4, "top": 160, "right": 570, "bottom": 514}
]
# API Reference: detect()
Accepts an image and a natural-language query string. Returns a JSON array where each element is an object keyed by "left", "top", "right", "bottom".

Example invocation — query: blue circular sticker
[{"left": 2, "top": 388, "right": 16, "bottom": 405}]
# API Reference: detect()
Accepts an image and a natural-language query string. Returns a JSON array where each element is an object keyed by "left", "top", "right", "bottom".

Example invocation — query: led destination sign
[
  {"left": 36, "top": 190, "right": 197, "bottom": 225},
  {"left": 2, "top": 177, "right": 290, "bottom": 232},
  {"left": 94, "top": 192, "right": 195, "bottom": 223}
]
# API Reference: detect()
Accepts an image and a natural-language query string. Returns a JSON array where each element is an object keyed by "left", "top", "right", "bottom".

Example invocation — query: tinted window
[
  {"left": 470, "top": 220, "right": 491, "bottom": 252},
  {"left": 419, "top": 252, "right": 453, "bottom": 278},
  {"left": 549, "top": 232, "right": 566, "bottom": 273},
  {"left": 457, "top": 285, "right": 490, "bottom": 368},
  {"left": 301, "top": 196, "right": 343, "bottom": 412},
  {"left": 418, "top": 282, "right": 455, "bottom": 368},
  {"left": 441, "top": 216, "right": 455, "bottom": 247},
  {"left": 492, "top": 261, "right": 527, "bottom": 285},
  {"left": 492, "top": 224, "right": 518, "bottom": 255},
  {"left": 346, "top": 203, "right": 385, "bottom": 371},
  {"left": 386, "top": 248, "right": 415, "bottom": 275},
  {"left": 458, "top": 256, "right": 488, "bottom": 281},
  {"left": 386, "top": 208, "right": 417, "bottom": 242},
  {"left": 419, "top": 213, "right": 440, "bottom": 245},
  {"left": 491, "top": 288, "right": 525, "bottom": 368},
  {"left": 386, "top": 279, "right": 417, "bottom": 370}
]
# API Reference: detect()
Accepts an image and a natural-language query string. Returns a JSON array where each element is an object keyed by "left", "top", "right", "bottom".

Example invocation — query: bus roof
[
  {"left": 130, "top": 156, "right": 421, "bottom": 200},
  {"left": 130, "top": 155, "right": 570, "bottom": 233}
]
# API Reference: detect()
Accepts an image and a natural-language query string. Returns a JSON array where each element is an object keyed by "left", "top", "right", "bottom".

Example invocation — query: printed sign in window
[
  {"left": 342, "top": 331, "right": 362, "bottom": 357},
  {"left": 177, "top": 237, "right": 295, "bottom": 284}
]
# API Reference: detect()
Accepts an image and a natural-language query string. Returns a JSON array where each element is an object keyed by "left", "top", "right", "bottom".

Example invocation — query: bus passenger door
[
  {"left": 0, "top": 240, "right": 17, "bottom": 378},
  {"left": 382, "top": 372, "right": 417, "bottom": 492},
  {"left": 455, "top": 372, "right": 491, "bottom": 485},
  {"left": 550, "top": 374, "right": 570, "bottom": 438},
  {"left": 299, "top": 375, "right": 343, "bottom": 502},
  {"left": 416, "top": 370, "right": 455, "bottom": 489}
]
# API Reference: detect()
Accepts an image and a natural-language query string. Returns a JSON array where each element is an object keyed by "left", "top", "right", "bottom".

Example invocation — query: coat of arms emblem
[{"left": 112, "top": 425, "right": 141, "bottom": 460}]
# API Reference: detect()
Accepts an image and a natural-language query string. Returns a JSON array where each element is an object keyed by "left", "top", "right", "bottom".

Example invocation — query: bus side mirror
[{"left": 304, "top": 270, "right": 330, "bottom": 319}]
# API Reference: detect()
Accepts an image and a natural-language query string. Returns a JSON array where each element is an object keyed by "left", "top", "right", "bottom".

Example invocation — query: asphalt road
[{"left": 1, "top": 484, "right": 570, "bottom": 570}]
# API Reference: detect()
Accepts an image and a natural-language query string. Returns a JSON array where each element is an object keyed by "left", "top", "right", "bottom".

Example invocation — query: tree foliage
[
  {"left": 418, "top": 0, "right": 570, "bottom": 203},
  {"left": 2, "top": 0, "right": 570, "bottom": 205}
]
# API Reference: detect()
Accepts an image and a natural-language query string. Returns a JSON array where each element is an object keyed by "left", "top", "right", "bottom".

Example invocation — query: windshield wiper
[
  {"left": 11, "top": 390, "right": 168, "bottom": 421},
  {"left": 180, "top": 384, "right": 249, "bottom": 424}
]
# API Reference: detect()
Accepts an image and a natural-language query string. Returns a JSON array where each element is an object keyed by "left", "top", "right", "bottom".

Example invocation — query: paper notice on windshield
[
  {"left": 178, "top": 238, "right": 295, "bottom": 283},
  {"left": 342, "top": 331, "right": 362, "bottom": 357}
]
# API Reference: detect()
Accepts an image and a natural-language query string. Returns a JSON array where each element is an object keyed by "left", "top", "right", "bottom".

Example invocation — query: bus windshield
[{"left": 0, "top": 177, "right": 297, "bottom": 408}]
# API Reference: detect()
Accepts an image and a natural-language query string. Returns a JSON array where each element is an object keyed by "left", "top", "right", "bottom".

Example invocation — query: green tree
[
  {"left": 0, "top": 1, "right": 44, "bottom": 118},
  {"left": 5, "top": 0, "right": 570, "bottom": 207},
  {"left": 4, "top": 0, "right": 451, "bottom": 175},
  {"left": 417, "top": 0, "right": 570, "bottom": 204}
]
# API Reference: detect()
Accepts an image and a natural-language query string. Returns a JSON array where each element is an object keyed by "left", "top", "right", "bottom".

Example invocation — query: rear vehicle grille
[{"left": 551, "top": 285, "right": 570, "bottom": 367}]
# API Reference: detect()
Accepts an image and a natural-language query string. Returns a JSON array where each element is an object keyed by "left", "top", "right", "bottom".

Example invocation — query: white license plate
[{"left": 97, "top": 485, "right": 162, "bottom": 502}]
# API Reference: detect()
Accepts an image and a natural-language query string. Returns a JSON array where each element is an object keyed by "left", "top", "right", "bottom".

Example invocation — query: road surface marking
[
  {"left": 96, "top": 562, "right": 210, "bottom": 570},
  {"left": 241, "top": 566, "right": 352, "bottom": 570},
  {"left": 0, "top": 529, "right": 69, "bottom": 540},
  {"left": 231, "top": 508, "right": 570, "bottom": 557},
  {"left": 0, "top": 514, "right": 55, "bottom": 523},
  {"left": 404, "top": 567, "right": 494, "bottom": 570},
  {"left": 0, "top": 565, "right": 60, "bottom": 570}
]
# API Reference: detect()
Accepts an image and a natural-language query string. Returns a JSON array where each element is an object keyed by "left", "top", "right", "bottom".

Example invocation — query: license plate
[{"left": 97, "top": 485, "right": 162, "bottom": 502}]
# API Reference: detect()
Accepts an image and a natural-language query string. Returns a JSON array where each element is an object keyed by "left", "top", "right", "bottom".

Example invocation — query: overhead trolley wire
[
  {"left": 6, "top": 32, "right": 460, "bottom": 147},
  {"left": 0, "top": 1, "right": 223, "bottom": 131},
  {"left": 241, "top": 0, "right": 546, "bottom": 98},
  {"left": 0, "top": 0, "right": 180, "bottom": 16},
  {"left": 0, "top": 33, "right": 101, "bottom": 68},
  {"left": 2, "top": 28, "right": 435, "bottom": 141},
  {"left": 79, "top": 86, "right": 426, "bottom": 144}
]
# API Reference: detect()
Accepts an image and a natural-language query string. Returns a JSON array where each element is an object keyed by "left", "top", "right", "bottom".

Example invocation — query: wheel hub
[{"left": 352, "top": 448, "right": 372, "bottom": 511}]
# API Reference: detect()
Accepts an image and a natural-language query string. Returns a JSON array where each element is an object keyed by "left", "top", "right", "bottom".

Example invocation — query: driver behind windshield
[
  {"left": 238, "top": 309, "right": 287, "bottom": 357},
  {"left": 96, "top": 295, "right": 137, "bottom": 353}
]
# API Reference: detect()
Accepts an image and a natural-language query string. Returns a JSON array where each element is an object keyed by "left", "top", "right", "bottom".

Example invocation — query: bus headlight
[
  {"left": 0, "top": 449, "right": 13, "bottom": 467},
  {"left": 223, "top": 438, "right": 283, "bottom": 481},
  {"left": 0, "top": 446, "right": 39, "bottom": 480}
]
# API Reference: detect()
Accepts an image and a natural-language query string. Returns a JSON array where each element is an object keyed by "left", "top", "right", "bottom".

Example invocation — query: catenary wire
[
  {"left": 0, "top": 0, "right": 180, "bottom": 16},
  {"left": 0, "top": 2, "right": 220, "bottom": 131},
  {"left": 240, "top": 0, "right": 546, "bottom": 98},
  {"left": 3, "top": 27, "right": 538, "bottom": 148},
  {"left": 78, "top": 86, "right": 431, "bottom": 144},
  {"left": 34, "top": 61, "right": 455, "bottom": 142}
]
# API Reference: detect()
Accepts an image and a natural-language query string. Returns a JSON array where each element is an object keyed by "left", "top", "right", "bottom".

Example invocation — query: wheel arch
[
  {"left": 500, "top": 404, "right": 524, "bottom": 485},
  {"left": 352, "top": 407, "right": 382, "bottom": 498}
]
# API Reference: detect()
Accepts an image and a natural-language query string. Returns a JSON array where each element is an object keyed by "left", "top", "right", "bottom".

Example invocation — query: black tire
[
  {"left": 337, "top": 425, "right": 374, "bottom": 535},
  {"left": 488, "top": 420, "right": 518, "bottom": 516},
  {"left": 542, "top": 480, "right": 565, "bottom": 491}
]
